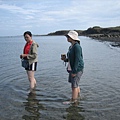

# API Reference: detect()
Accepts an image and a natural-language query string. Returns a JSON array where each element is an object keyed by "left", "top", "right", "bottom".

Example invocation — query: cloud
[
  {"left": 0, "top": 0, "right": 120, "bottom": 36},
  {"left": 0, "top": 3, "right": 39, "bottom": 17}
]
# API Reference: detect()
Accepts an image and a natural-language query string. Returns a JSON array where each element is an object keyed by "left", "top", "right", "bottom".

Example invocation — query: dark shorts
[
  {"left": 25, "top": 62, "right": 37, "bottom": 71},
  {"left": 68, "top": 71, "right": 83, "bottom": 88}
]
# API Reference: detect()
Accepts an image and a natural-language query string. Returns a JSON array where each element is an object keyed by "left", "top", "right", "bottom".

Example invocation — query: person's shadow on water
[
  {"left": 65, "top": 101, "right": 85, "bottom": 120},
  {"left": 22, "top": 90, "right": 45, "bottom": 120}
]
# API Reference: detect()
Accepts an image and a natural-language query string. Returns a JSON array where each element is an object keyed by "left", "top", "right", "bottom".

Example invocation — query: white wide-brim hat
[{"left": 66, "top": 30, "right": 80, "bottom": 41}]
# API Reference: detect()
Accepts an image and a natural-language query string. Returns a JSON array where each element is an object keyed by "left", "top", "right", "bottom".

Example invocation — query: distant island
[{"left": 47, "top": 26, "right": 120, "bottom": 47}]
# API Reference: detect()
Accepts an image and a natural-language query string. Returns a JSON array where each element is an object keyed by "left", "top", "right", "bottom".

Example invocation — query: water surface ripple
[{"left": 0, "top": 36, "right": 120, "bottom": 120}]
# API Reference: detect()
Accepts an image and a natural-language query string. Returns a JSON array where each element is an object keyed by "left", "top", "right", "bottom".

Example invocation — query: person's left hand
[{"left": 71, "top": 74, "right": 76, "bottom": 77}]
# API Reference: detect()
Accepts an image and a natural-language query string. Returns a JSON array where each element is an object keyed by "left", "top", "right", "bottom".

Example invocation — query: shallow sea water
[{"left": 0, "top": 36, "right": 120, "bottom": 120}]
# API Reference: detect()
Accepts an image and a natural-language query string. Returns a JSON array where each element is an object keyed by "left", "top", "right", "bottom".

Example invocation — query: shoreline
[{"left": 87, "top": 34, "right": 120, "bottom": 47}]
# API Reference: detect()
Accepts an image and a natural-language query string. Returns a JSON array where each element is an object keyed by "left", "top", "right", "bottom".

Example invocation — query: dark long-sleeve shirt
[{"left": 67, "top": 43, "right": 84, "bottom": 74}]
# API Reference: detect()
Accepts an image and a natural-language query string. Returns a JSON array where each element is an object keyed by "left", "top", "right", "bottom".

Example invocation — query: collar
[{"left": 27, "top": 40, "right": 33, "bottom": 45}]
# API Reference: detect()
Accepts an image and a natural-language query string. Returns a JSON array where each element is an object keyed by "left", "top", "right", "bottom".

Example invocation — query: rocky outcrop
[
  {"left": 47, "top": 30, "right": 68, "bottom": 36},
  {"left": 84, "top": 26, "right": 120, "bottom": 47},
  {"left": 82, "top": 26, "right": 120, "bottom": 42},
  {"left": 47, "top": 26, "right": 120, "bottom": 47},
  {"left": 47, "top": 30, "right": 83, "bottom": 36}
]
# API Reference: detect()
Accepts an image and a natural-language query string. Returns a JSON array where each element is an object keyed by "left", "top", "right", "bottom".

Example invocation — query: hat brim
[{"left": 65, "top": 34, "right": 80, "bottom": 41}]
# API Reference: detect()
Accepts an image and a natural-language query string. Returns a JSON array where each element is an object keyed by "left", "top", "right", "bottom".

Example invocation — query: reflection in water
[
  {"left": 66, "top": 101, "right": 85, "bottom": 120},
  {"left": 22, "top": 91, "right": 44, "bottom": 120}
]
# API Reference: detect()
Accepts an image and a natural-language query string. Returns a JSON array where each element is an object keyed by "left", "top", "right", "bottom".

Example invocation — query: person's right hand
[
  {"left": 61, "top": 54, "right": 66, "bottom": 61},
  {"left": 20, "top": 54, "right": 28, "bottom": 59}
]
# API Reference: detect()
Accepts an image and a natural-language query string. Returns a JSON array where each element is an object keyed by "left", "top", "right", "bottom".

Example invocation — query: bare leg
[
  {"left": 77, "top": 86, "right": 81, "bottom": 98},
  {"left": 26, "top": 71, "right": 36, "bottom": 89},
  {"left": 72, "top": 87, "right": 79, "bottom": 100}
]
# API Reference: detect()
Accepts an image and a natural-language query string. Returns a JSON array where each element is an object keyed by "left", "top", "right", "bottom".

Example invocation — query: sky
[{"left": 0, "top": 0, "right": 120, "bottom": 36}]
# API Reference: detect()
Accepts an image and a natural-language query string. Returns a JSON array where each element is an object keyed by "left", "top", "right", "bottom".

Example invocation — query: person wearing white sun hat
[
  {"left": 66, "top": 30, "right": 80, "bottom": 42},
  {"left": 61, "top": 30, "right": 84, "bottom": 104}
]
